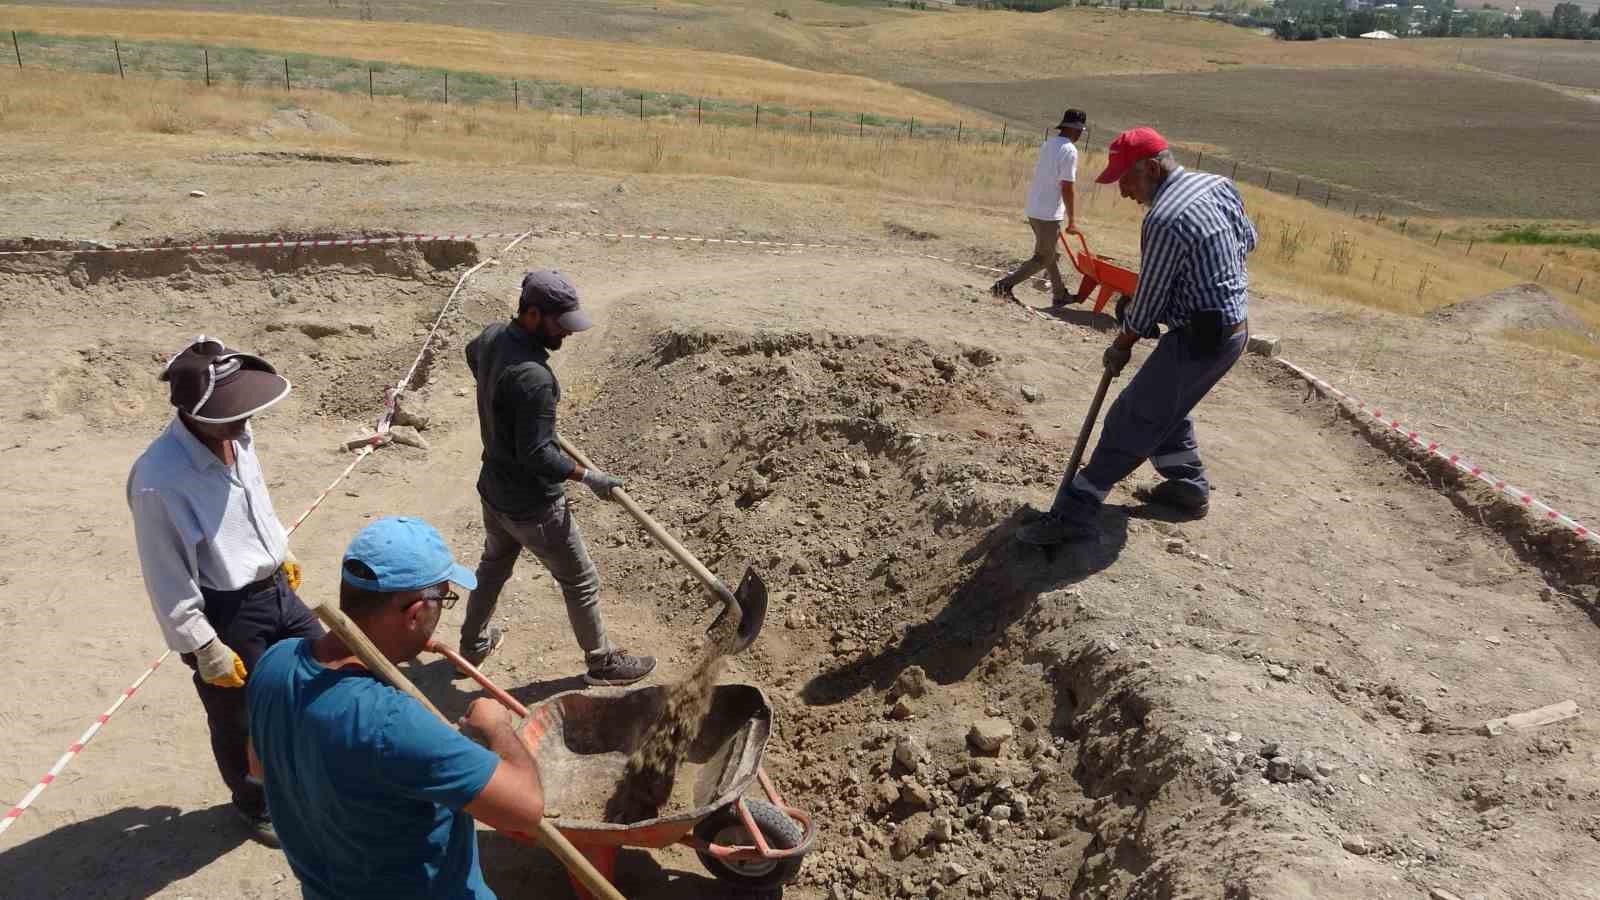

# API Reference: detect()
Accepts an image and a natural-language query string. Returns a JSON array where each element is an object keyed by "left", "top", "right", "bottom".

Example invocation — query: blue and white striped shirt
[{"left": 1122, "top": 167, "right": 1257, "bottom": 338}]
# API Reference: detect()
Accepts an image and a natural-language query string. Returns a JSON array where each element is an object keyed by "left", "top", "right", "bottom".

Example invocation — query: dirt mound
[
  {"left": 1427, "top": 282, "right": 1593, "bottom": 337},
  {"left": 257, "top": 108, "right": 353, "bottom": 138}
]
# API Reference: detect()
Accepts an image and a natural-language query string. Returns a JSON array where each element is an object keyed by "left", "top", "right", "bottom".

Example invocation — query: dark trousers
[
  {"left": 1051, "top": 326, "right": 1248, "bottom": 521},
  {"left": 180, "top": 571, "right": 323, "bottom": 817}
]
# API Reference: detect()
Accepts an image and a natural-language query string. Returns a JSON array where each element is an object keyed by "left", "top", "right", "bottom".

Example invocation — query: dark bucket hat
[{"left": 160, "top": 336, "right": 291, "bottom": 424}]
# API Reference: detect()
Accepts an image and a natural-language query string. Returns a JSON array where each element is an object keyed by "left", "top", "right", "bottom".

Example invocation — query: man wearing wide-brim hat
[{"left": 127, "top": 336, "right": 323, "bottom": 847}]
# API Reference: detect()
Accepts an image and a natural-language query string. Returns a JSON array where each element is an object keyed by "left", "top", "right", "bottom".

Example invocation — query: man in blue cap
[
  {"left": 247, "top": 517, "right": 544, "bottom": 899},
  {"left": 459, "top": 269, "right": 655, "bottom": 686}
]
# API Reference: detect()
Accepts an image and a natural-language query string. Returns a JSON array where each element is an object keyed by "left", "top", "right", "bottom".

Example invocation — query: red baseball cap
[{"left": 1095, "top": 127, "right": 1169, "bottom": 184}]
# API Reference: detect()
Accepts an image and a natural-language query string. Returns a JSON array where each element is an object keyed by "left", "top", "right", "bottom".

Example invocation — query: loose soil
[
  {"left": 1426, "top": 282, "right": 1595, "bottom": 339},
  {"left": 2, "top": 159, "right": 1599, "bottom": 900}
]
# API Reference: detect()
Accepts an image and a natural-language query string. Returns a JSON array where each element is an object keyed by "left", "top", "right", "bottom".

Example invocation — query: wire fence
[{"left": 5, "top": 28, "right": 1597, "bottom": 304}]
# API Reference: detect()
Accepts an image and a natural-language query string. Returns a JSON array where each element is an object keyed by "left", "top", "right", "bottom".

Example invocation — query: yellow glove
[
  {"left": 281, "top": 555, "right": 303, "bottom": 592},
  {"left": 196, "top": 639, "right": 248, "bottom": 689}
]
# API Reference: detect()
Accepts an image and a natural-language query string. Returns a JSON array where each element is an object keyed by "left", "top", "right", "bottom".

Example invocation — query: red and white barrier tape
[
  {"left": 0, "top": 228, "right": 536, "bottom": 842},
  {"left": 0, "top": 231, "right": 530, "bottom": 257},
  {"left": 1279, "top": 358, "right": 1597, "bottom": 547},
  {"left": 0, "top": 653, "right": 171, "bottom": 837}
]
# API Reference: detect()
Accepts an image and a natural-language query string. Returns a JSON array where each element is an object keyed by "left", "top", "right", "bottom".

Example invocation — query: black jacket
[{"left": 465, "top": 321, "right": 576, "bottom": 513}]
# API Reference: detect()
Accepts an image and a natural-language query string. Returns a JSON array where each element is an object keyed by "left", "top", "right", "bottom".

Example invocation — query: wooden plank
[{"left": 1481, "top": 699, "right": 1579, "bottom": 736}]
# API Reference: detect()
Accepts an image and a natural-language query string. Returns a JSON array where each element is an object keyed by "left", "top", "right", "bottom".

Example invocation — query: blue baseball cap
[{"left": 341, "top": 516, "right": 478, "bottom": 593}]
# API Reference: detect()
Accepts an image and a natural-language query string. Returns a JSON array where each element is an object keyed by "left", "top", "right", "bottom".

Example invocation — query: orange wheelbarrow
[
  {"left": 431, "top": 643, "right": 816, "bottom": 899},
  {"left": 1059, "top": 231, "right": 1139, "bottom": 319}
]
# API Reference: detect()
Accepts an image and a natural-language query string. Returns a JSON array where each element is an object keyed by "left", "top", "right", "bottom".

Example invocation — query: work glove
[
  {"left": 280, "top": 553, "right": 303, "bottom": 592},
  {"left": 1102, "top": 342, "right": 1133, "bottom": 378},
  {"left": 581, "top": 467, "right": 625, "bottom": 502},
  {"left": 195, "top": 638, "right": 247, "bottom": 689}
]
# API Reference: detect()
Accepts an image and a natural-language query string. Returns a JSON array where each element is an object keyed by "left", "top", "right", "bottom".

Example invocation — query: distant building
[
  {"left": 1360, "top": 28, "right": 1401, "bottom": 37},
  {"left": 1345, "top": 0, "right": 1374, "bottom": 10}
]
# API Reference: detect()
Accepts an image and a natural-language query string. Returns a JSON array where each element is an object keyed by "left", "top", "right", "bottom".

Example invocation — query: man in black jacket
[{"left": 459, "top": 270, "right": 655, "bottom": 686}]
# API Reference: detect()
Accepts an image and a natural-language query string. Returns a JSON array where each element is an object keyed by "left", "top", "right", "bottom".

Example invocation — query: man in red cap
[
  {"left": 1018, "top": 127, "right": 1257, "bottom": 546},
  {"left": 127, "top": 336, "right": 322, "bottom": 846},
  {"left": 991, "top": 108, "right": 1087, "bottom": 307}
]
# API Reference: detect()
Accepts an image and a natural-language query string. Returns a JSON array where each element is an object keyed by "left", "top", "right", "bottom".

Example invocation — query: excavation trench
[{"left": 562, "top": 322, "right": 1268, "bottom": 898}]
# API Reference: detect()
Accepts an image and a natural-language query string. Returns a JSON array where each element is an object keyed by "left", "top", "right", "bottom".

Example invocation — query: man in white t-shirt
[{"left": 991, "top": 108, "right": 1085, "bottom": 307}]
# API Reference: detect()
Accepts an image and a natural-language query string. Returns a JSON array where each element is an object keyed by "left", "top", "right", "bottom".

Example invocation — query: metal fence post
[
  {"left": 859, "top": 112, "right": 864, "bottom": 138},
  {"left": 284, "top": 58, "right": 290, "bottom": 91},
  {"left": 957, "top": 121, "right": 962, "bottom": 143},
  {"left": 513, "top": 81, "right": 518, "bottom": 109},
  {"left": 755, "top": 104, "right": 760, "bottom": 129},
  {"left": 808, "top": 110, "right": 813, "bottom": 133},
  {"left": 1265, "top": 170, "right": 1273, "bottom": 191},
  {"left": 697, "top": 96, "right": 701, "bottom": 125},
  {"left": 579, "top": 87, "right": 585, "bottom": 117},
  {"left": 639, "top": 92, "right": 644, "bottom": 120},
  {"left": 444, "top": 71, "right": 449, "bottom": 105},
  {"left": 1230, "top": 160, "right": 1238, "bottom": 179},
  {"left": 204, "top": 48, "right": 210, "bottom": 86},
  {"left": 369, "top": 67, "right": 374, "bottom": 100},
  {"left": 115, "top": 40, "right": 125, "bottom": 79},
  {"left": 1000, "top": 122, "right": 1007, "bottom": 145},
  {"left": 1294, "top": 177, "right": 1301, "bottom": 198},
  {"left": 11, "top": 31, "right": 19, "bottom": 69}
]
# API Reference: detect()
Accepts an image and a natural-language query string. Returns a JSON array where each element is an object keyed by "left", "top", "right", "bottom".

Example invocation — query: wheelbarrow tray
[{"left": 511, "top": 683, "right": 773, "bottom": 850}]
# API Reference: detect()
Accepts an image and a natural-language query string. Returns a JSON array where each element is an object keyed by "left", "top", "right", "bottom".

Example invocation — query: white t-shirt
[{"left": 1023, "top": 135, "right": 1079, "bottom": 222}]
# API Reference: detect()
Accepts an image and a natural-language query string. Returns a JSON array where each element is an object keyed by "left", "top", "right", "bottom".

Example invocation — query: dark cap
[
  {"left": 161, "top": 336, "right": 291, "bottom": 424},
  {"left": 518, "top": 270, "right": 593, "bottom": 332},
  {"left": 1057, "top": 108, "right": 1087, "bottom": 130}
]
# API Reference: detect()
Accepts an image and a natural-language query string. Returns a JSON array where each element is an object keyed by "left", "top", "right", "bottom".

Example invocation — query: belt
[
  {"left": 199, "top": 570, "right": 280, "bottom": 598},
  {"left": 1231, "top": 319, "right": 1249, "bottom": 335}
]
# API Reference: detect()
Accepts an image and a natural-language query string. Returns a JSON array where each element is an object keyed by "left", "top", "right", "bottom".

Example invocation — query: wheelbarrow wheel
[{"left": 695, "top": 799, "right": 806, "bottom": 888}]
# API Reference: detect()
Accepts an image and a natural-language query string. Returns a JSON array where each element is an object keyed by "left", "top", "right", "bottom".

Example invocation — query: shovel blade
[{"left": 707, "top": 566, "right": 767, "bottom": 654}]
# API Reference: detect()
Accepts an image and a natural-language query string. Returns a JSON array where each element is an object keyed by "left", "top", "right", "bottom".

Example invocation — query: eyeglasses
[{"left": 413, "top": 589, "right": 459, "bottom": 610}]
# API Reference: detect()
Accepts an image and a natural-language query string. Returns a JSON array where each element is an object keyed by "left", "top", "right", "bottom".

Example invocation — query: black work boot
[
  {"left": 237, "top": 809, "right": 281, "bottom": 849},
  {"left": 584, "top": 649, "right": 657, "bottom": 687},
  {"left": 1133, "top": 481, "right": 1210, "bottom": 519},
  {"left": 1014, "top": 512, "right": 1098, "bottom": 547},
  {"left": 990, "top": 279, "right": 1018, "bottom": 301}
]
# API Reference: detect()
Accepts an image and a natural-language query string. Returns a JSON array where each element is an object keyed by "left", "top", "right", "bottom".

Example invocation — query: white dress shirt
[{"left": 127, "top": 417, "right": 290, "bottom": 652}]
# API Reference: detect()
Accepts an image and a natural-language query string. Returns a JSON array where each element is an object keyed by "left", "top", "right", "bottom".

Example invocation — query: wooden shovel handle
[
  {"left": 309, "top": 602, "right": 626, "bottom": 900},
  {"left": 556, "top": 434, "right": 736, "bottom": 608}
]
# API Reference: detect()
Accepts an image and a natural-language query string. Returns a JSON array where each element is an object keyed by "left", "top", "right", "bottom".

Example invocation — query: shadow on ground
[
  {"left": 0, "top": 803, "right": 245, "bottom": 899},
  {"left": 802, "top": 506, "right": 1128, "bottom": 706},
  {"left": 481, "top": 834, "right": 780, "bottom": 899}
]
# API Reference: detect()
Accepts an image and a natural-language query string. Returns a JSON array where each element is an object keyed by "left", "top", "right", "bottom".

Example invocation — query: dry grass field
[
  {"left": 6, "top": 66, "right": 1596, "bottom": 352},
  {"left": 0, "top": 4, "right": 992, "bottom": 122},
  {"left": 923, "top": 66, "right": 1600, "bottom": 221}
]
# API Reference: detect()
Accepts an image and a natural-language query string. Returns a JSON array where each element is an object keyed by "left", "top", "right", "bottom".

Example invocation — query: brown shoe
[{"left": 1133, "top": 482, "right": 1209, "bottom": 519}]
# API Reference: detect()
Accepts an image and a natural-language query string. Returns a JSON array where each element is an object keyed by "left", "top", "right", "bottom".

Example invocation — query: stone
[
  {"left": 1429, "top": 890, "right": 1466, "bottom": 900},
  {"left": 1342, "top": 835, "right": 1372, "bottom": 856},
  {"left": 389, "top": 426, "right": 429, "bottom": 450},
  {"left": 1358, "top": 773, "right": 1374, "bottom": 786},
  {"left": 1295, "top": 751, "right": 1318, "bottom": 780},
  {"left": 1316, "top": 761, "right": 1338, "bottom": 777},
  {"left": 391, "top": 399, "right": 432, "bottom": 431},
  {"left": 900, "top": 782, "right": 935, "bottom": 813},
  {"left": 889, "top": 697, "right": 918, "bottom": 720},
  {"left": 1012, "top": 795, "right": 1030, "bottom": 819},
  {"left": 968, "top": 718, "right": 1014, "bottom": 755},
  {"left": 891, "top": 665, "right": 930, "bottom": 700},
  {"left": 1259, "top": 741, "right": 1280, "bottom": 757},
  {"left": 872, "top": 779, "right": 901, "bottom": 814},
  {"left": 1247, "top": 334, "right": 1281, "bottom": 358},
  {"left": 1268, "top": 665, "right": 1291, "bottom": 681},
  {"left": 977, "top": 816, "right": 999, "bottom": 838},
  {"left": 940, "top": 862, "right": 970, "bottom": 884},
  {"left": 853, "top": 460, "right": 872, "bottom": 479},
  {"left": 894, "top": 735, "right": 929, "bottom": 771},
  {"left": 189, "top": 189, "right": 207, "bottom": 198},
  {"left": 930, "top": 816, "right": 956, "bottom": 842},
  {"left": 1165, "top": 538, "right": 1187, "bottom": 554},
  {"left": 829, "top": 884, "right": 852, "bottom": 900},
  {"left": 1020, "top": 385, "right": 1042, "bottom": 403},
  {"left": 1266, "top": 756, "right": 1295, "bottom": 783},
  {"left": 990, "top": 804, "right": 1014, "bottom": 821},
  {"left": 1225, "top": 731, "right": 1243, "bottom": 745},
  {"left": 890, "top": 815, "right": 932, "bottom": 860}
]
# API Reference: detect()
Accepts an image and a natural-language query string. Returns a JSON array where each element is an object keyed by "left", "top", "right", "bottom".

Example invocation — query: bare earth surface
[{"left": 2, "top": 148, "right": 1599, "bottom": 899}]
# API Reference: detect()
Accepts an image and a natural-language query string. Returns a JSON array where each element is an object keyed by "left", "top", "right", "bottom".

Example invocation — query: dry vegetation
[
  {"left": 0, "top": 4, "right": 993, "bottom": 123},
  {"left": 6, "top": 65, "right": 1596, "bottom": 358}
]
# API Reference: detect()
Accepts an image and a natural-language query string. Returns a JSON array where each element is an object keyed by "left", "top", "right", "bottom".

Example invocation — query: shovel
[
  {"left": 556, "top": 435, "right": 766, "bottom": 654},
  {"left": 1065, "top": 365, "right": 1117, "bottom": 485}
]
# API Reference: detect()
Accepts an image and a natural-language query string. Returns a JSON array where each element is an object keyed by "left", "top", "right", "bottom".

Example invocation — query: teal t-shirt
[{"left": 247, "top": 639, "right": 500, "bottom": 900}]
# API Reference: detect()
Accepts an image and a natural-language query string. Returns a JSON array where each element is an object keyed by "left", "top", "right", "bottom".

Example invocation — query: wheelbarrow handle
[
  {"left": 309, "top": 602, "right": 628, "bottom": 900},
  {"left": 1061, "top": 229, "right": 1093, "bottom": 259}
]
